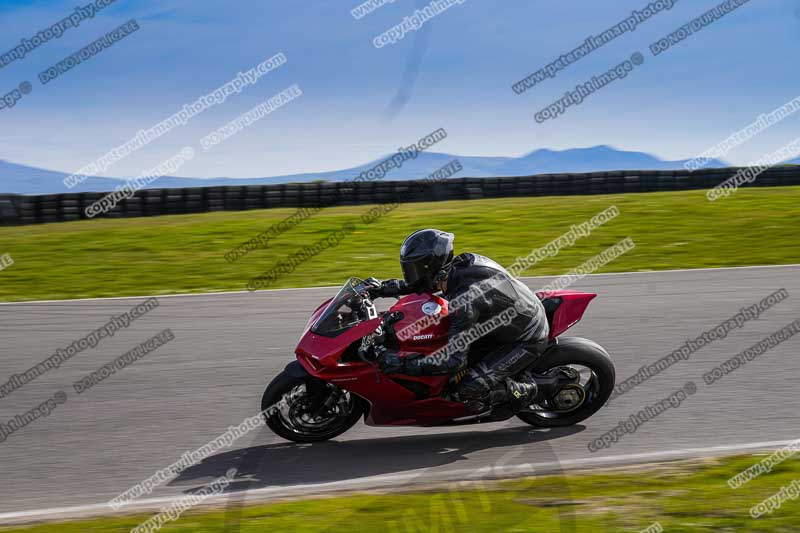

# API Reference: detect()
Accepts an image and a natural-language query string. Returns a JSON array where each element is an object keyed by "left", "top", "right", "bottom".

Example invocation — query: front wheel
[
  {"left": 516, "top": 337, "right": 615, "bottom": 427},
  {"left": 261, "top": 372, "right": 364, "bottom": 443}
]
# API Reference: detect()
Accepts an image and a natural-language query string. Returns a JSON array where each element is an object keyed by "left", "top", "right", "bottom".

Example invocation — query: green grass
[
  {"left": 3, "top": 454, "right": 800, "bottom": 532},
  {"left": 0, "top": 187, "right": 798, "bottom": 301}
]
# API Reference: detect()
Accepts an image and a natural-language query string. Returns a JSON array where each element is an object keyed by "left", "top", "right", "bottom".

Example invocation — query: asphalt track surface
[{"left": 1, "top": 265, "right": 799, "bottom": 522}]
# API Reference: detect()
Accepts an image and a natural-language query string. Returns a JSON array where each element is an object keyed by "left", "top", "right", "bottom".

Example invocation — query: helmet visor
[{"left": 401, "top": 258, "right": 432, "bottom": 290}]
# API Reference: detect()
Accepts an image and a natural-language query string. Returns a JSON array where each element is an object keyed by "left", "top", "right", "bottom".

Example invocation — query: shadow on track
[{"left": 170, "top": 424, "right": 585, "bottom": 493}]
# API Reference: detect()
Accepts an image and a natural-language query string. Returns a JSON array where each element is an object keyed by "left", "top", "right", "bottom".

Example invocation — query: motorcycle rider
[{"left": 366, "top": 228, "right": 550, "bottom": 415}]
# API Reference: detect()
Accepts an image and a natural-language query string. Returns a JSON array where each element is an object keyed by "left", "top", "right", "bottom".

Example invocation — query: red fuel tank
[{"left": 389, "top": 293, "right": 450, "bottom": 354}]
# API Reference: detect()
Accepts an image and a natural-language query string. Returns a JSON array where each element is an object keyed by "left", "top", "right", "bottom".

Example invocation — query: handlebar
[{"left": 345, "top": 288, "right": 378, "bottom": 324}]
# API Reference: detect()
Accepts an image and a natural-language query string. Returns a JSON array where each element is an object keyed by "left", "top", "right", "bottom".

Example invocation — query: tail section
[{"left": 536, "top": 290, "right": 597, "bottom": 339}]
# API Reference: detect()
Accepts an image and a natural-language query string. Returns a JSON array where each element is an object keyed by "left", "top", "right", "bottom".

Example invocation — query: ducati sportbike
[{"left": 262, "top": 278, "right": 615, "bottom": 442}]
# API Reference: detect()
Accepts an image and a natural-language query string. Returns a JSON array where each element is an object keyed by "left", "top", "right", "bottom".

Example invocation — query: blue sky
[{"left": 0, "top": 0, "right": 797, "bottom": 179}]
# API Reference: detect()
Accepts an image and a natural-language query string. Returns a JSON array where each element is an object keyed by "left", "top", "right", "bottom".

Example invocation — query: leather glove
[
  {"left": 378, "top": 278, "right": 408, "bottom": 298},
  {"left": 376, "top": 346, "right": 405, "bottom": 375},
  {"left": 377, "top": 349, "right": 427, "bottom": 375},
  {"left": 363, "top": 277, "right": 383, "bottom": 298},
  {"left": 378, "top": 348, "right": 405, "bottom": 374}
]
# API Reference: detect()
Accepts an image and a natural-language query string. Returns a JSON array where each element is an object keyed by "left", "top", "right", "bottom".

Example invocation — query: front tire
[
  {"left": 516, "top": 337, "right": 615, "bottom": 427},
  {"left": 261, "top": 372, "right": 364, "bottom": 443}
]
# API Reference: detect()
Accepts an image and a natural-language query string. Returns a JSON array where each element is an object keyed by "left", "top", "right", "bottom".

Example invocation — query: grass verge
[
  {"left": 0, "top": 187, "right": 798, "bottom": 302},
  {"left": 2, "top": 454, "right": 799, "bottom": 532}
]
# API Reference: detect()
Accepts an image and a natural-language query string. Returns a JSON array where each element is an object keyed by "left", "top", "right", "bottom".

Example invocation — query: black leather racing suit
[{"left": 386, "top": 253, "right": 549, "bottom": 412}]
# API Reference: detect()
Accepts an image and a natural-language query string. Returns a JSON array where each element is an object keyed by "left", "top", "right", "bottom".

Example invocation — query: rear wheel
[
  {"left": 261, "top": 372, "right": 364, "bottom": 443},
  {"left": 516, "top": 337, "right": 615, "bottom": 427}
]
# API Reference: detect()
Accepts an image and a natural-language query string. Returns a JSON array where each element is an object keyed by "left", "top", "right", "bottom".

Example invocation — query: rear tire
[
  {"left": 261, "top": 372, "right": 364, "bottom": 443},
  {"left": 516, "top": 337, "right": 615, "bottom": 427}
]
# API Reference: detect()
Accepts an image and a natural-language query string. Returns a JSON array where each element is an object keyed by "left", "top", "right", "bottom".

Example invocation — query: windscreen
[{"left": 310, "top": 277, "right": 366, "bottom": 337}]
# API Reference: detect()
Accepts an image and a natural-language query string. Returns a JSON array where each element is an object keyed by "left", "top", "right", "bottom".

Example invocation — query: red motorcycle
[{"left": 262, "top": 277, "right": 615, "bottom": 442}]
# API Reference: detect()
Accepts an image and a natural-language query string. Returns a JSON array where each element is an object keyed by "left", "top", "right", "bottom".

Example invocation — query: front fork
[{"left": 304, "top": 377, "right": 340, "bottom": 416}]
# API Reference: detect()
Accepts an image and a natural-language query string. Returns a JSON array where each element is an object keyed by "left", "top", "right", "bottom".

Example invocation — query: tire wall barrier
[{"left": 1, "top": 166, "right": 799, "bottom": 225}]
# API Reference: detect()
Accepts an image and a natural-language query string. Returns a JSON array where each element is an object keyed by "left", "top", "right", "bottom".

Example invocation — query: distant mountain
[
  {"left": 492, "top": 145, "right": 726, "bottom": 175},
  {"left": 0, "top": 145, "right": 730, "bottom": 195}
]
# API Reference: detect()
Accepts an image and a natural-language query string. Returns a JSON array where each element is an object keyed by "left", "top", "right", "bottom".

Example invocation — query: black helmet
[{"left": 400, "top": 229, "right": 454, "bottom": 292}]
